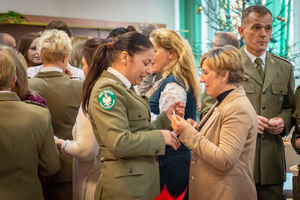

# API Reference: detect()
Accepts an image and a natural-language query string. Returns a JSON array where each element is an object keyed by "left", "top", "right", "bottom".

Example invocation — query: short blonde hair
[
  {"left": 0, "top": 45, "right": 16, "bottom": 90},
  {"left": 200, "top": 45, "right": 244, "bottom": 84},
  {"left": 38, "top": 29, "right": 72, "bottom": 64},
  {"left": 150, "top": 29, "right": 201, "bottom": 103}
]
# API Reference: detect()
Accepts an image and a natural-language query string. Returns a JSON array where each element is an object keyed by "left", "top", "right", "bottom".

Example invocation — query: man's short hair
[
  {"left": 215, "top": 32, "right": 240, "bottom": 49},
  {"left": 241, "top": 5, "right": 272, "bottom": 26},
  {"left": 45, "top": 20, "right": 73, "bottom": 38},
  {"left": 138, "top": 23, "right": 158, "bottom": 38},
  {"left": 0, "top": 33, "right": 8, "bottom": 46}
]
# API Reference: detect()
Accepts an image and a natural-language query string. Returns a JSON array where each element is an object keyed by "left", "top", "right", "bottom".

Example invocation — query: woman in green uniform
[{"left": 81, "top": 32, "right": 184, "bottom": 200}]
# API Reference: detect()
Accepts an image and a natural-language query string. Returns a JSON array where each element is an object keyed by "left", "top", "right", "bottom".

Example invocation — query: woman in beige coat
[{"left": 171, "top": 45, "right": 258, "bottom": 200}]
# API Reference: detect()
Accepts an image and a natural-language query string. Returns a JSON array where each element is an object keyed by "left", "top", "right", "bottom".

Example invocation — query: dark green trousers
[{"left": 256, "top": 183, "right": 284, "bottom": 200}]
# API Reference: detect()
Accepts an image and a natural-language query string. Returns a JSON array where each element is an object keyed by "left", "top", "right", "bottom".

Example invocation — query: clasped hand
[
  {"left": 257, "top": 115, "right": 284, "bottom": 135},
  {"left": 171, "top": 115, "right": 198, "bottom": 135}
]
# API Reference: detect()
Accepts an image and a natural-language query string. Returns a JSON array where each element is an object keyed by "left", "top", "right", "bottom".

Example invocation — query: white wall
[
  {"left": 0, "top": 0, "right": 176, "bottom": 29},
  {"left": 293, "top": 0, "right": 300, "bottom": 88}
]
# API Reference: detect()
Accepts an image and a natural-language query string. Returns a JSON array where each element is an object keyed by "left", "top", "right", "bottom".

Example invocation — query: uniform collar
[
  {"left": 0, "top": 92, "right": 20, "bottom": 101},
  {"left": 107, "top": 67, "right": 132, "bottom": 89},
  {"left": 41, "top": 66, "right": 63, "bottom": 73},
  {"left": 244, "top": 47, "right": 266, "bottom": 66}
]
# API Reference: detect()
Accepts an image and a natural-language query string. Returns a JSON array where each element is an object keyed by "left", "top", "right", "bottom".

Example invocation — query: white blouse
[
  {"left": 151, "top": 81, "right": 187, "bottom": 121},
  {"left": 61, "top": 105, "right": 102, "bottom": 200}
]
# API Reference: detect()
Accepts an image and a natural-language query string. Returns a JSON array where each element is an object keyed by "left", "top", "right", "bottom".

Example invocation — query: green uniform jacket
[
  {"left": 0, "top": 92, "right": 60, "bottom": 200},
  {"left": 89, "top": 70, "right": 167, "bottom": 200},
  {"left": 240, "top": 48, "right": 295, "bottom": 185},
  {"left": 292, "top": 86, "right": 300, "bottom": 154},
  {"left": 29, "top": 71, "right": 83, "bottom": 185}
]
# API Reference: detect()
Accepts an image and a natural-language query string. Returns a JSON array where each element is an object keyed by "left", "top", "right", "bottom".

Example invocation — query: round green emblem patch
[{"left": 97, "top": 89, "right": 116, "bottom": 110}]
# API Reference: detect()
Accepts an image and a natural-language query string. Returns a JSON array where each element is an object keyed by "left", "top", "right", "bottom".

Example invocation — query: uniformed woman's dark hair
[
  {"left": 82, "top": 31, "right": 153, "bottom": 114},
  {"left": 82, "top": 38, "right": 107, "bottom": 68},
  {"left": 106, "top": 26, "right": 136, "bottom": 42}
]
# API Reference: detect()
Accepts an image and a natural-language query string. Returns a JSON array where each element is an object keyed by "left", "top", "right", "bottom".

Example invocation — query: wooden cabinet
[{"left": 0, "top": 14, "right": 165, "bottom": 44}]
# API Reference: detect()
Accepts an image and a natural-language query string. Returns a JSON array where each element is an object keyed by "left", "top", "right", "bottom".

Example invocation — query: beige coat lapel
[{"left": 198, "top": 102, "right": 219, "bottom": 136}]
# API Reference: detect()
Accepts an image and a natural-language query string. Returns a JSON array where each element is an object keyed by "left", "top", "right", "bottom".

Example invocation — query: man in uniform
[{"left": 238, "top": 5, "right": 294, "bottom": 199}]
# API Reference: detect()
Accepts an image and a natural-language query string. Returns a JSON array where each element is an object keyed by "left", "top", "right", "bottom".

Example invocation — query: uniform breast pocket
[
  {"left": 242, "top": 82, "right": 254, "bottom": 94},
  {"left": 128, "top": 107, "right": 149, "bottom": 129},
  {"left": 128, "top": 107, "right": 148, "bottom": 121},
  {"left": 272, "top": 84, "right": 287, "bottom": 106}
]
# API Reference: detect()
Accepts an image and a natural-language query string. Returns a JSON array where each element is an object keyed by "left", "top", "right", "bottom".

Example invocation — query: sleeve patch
[{"left": 97, "top": 89, "right": 116, "bottom": 110}]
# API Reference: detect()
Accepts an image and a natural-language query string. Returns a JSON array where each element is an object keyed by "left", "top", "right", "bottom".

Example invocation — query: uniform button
[
  {"left": 155, "top": 150, "right": 159, "bottom": 154},
  {"left": 262, "top": 105, "right": 266, "bottom": 110},
  {"left": 280, "top": 90, "right": 283, "bottom": 93},
  {"left": 191, "top": 176, "right": 195, "bottom": 180},
  {"left": 129, "top": 169, "right": 133, "bottom": 173},
  {"left": 263, "top": 91, "right": 266, "bottom": 95},
  {"left": 191, "top": 161, "right": 195, "bottom": 164},
  {"left": 138, "top": 113, "right": 141, "bottom": 118}
]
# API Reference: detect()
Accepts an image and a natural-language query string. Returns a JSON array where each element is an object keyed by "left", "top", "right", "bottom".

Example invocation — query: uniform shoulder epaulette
[
  {"left": 270, "top": 53, "right": 292, "bottom": 65},
  {"left": 24, "top": 100, "right": 47, "bottom": 108},
  {"left": 107, "top": 78, "right": 118, "bottom": 83}
]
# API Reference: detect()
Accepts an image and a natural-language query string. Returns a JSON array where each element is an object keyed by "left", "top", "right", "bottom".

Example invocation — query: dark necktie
[
  {"left": 130, "top": 86, "right": 135, "bottom": 92},
  {"left": 255, "top": 58, "right": 264, "bottom": 81}
]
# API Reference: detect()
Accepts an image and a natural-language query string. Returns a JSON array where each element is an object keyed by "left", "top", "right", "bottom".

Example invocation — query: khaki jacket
[
  {"left": 180, "top": 86, "right": 257, "bottom": 200},
  {"left": 88, "top": 70, "right": 167, "bottom": 200},
  {"left": 29, "top": 71, "right": 83, "bottom": 185},
  {"left": 292, "top": 86, "right": 300, "bottom": 153},
  {"left": 239, "top": 48, "right": 295, "bottom": 184},
  {"left": 0, "top": 92, "right": 60, "bottom": 199}
]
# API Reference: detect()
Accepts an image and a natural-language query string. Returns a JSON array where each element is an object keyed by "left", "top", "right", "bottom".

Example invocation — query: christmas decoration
[
  {"left": 190, "top": 0, "right": 299, "bottom": 68},
  {"left": 196, "top": 6, "right": 202, "bottom": 14}
]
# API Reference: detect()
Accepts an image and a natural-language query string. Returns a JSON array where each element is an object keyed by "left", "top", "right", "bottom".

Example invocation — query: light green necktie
[{"left": 255, "top": 58, "right": 264, "bottom": 81}]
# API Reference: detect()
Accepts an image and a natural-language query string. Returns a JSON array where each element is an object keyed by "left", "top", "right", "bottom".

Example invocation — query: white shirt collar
[
  {"left": 0, "top": 91, "right": 12, "bottom": 93},
  {"left": 107, "top": 67, "right": 131, "bottom": 88},
  {"left": 41, "top": 67, "right": 63, "bottom": 73},
  {"left": 244, "top": 47, "right": 266, "bottom": 66}
]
